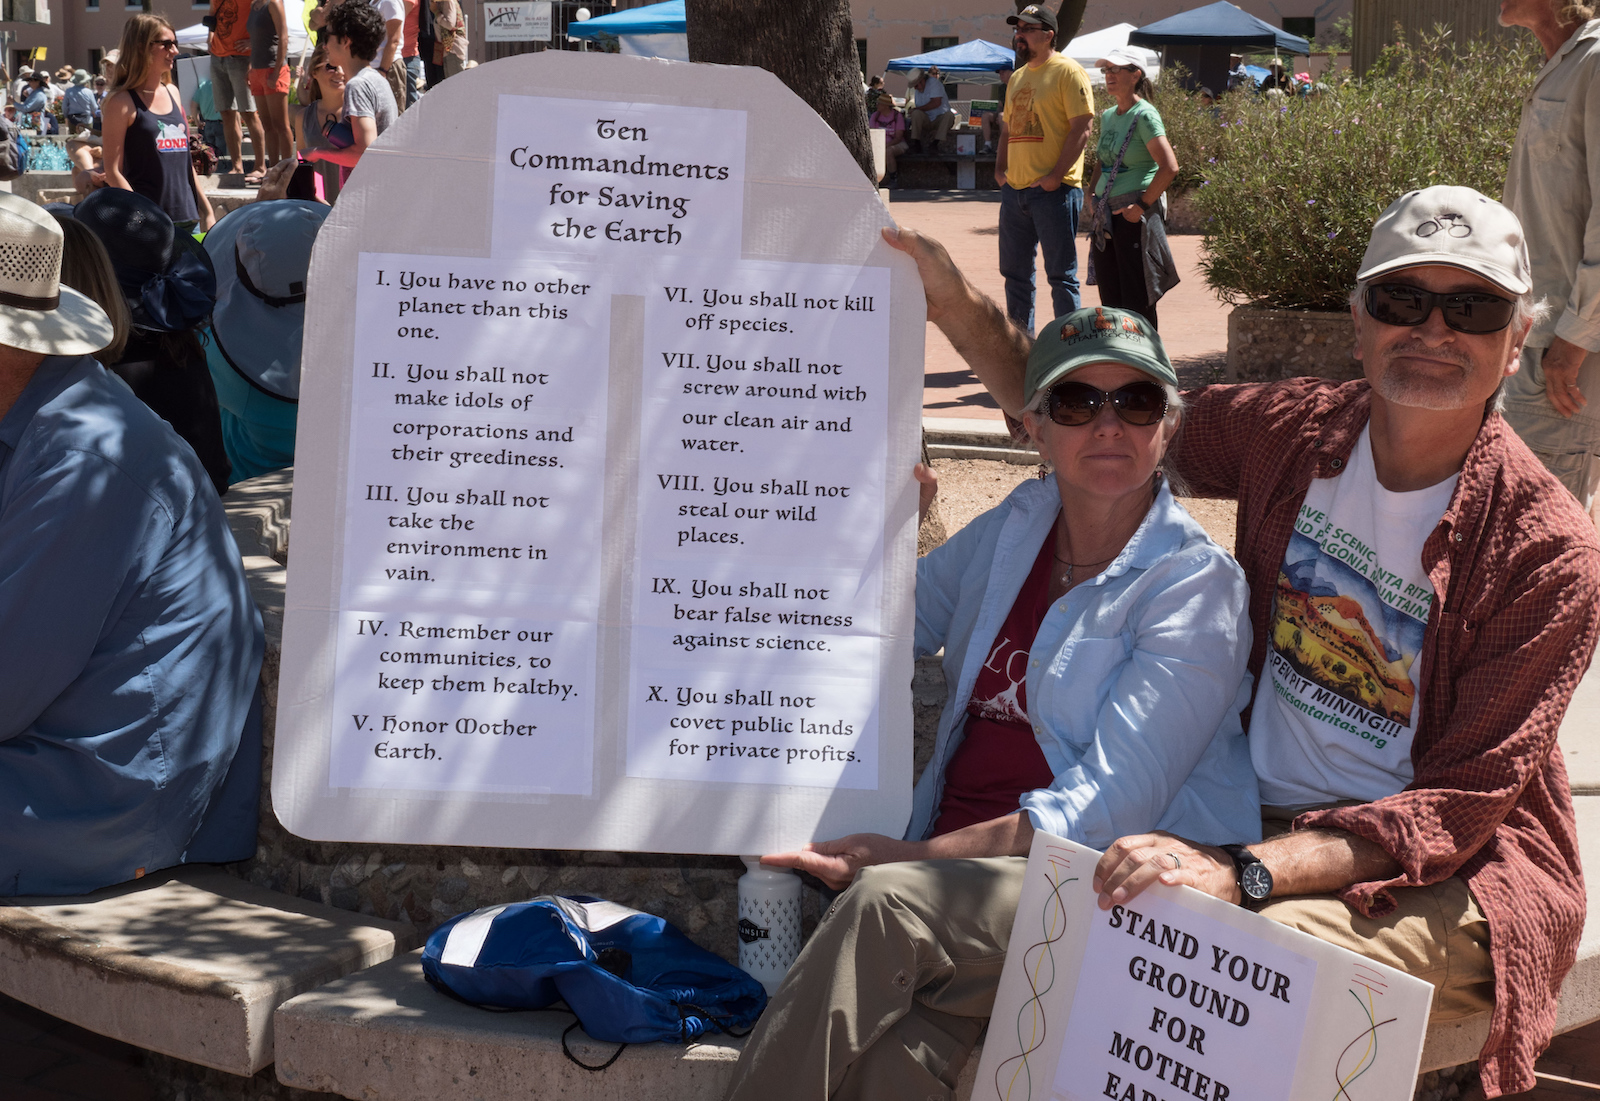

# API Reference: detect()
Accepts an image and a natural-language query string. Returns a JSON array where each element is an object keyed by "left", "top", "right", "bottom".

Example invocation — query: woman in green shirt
[{"left": 1088, "top": 48, "right": 1179, "bottom": 329}]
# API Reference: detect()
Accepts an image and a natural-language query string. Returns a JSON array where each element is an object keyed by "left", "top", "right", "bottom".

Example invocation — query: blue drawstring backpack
[{"left": 422, "top": 895, "right": 767, "bottom": 1058}]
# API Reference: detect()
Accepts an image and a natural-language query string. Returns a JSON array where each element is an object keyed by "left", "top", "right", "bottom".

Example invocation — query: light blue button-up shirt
[
  {"left": 909, "top": 477, "right": 1261, "bottom": 848},
  {"left": 0, "top": 355, "right": 263, "bottom": 896}
]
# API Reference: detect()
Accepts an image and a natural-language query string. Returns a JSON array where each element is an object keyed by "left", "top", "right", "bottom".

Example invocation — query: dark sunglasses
[
  {"left": 1363, "top": 283, "right": 1515, "bottom": 335},
  {"left": 1045, "top": 379, "right": 1168, "bottom": 427},
  {"left": 1101, "top": 64, "right": 1141, "bottom": 74},
  {"left": 152, "top": 38, "right": 179, "bottom": 49}
]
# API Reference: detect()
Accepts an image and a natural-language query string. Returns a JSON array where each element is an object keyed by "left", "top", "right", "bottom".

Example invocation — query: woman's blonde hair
[
  {"left": 53, "top": 215, "right": 129, "bottom": 364},
  {"left": 110, "top": 14, "right": 175, "bottom": 96}
]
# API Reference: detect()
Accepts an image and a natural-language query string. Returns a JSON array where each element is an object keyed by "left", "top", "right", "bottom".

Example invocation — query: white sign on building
[{"left": 483, "top": 1, "right": 551, "bottom": 42}]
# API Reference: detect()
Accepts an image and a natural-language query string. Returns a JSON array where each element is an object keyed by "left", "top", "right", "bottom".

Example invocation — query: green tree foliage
[{"left": 1184, "top": 31, "right": 1540, "bottom": 310}]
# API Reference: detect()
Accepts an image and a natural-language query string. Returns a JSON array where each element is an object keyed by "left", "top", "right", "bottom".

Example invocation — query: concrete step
[
  {"left": 1560, "top": 660, "right": 1600, "bottom": 795},
  {"left": 274, "top": 950, "right": 747, "bottom": 1099},
  {"left": 223, "top": 466, "right": 293, "bottom": 560},
  {"left": 275, "top": 797, "right": 1600, "bottom": 1094},
  {"left": 0, "top": 868, "right": 418, "bottom": 1077}
]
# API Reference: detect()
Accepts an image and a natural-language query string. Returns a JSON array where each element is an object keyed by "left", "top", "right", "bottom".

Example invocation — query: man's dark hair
[{"left": 325, "top": 0, "right": 386, "bottom": 63}]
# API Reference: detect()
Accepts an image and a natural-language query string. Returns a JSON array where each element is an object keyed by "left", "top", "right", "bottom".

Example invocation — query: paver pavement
[{"left": 890, "top": 191, "right": 1232, "bottom": 419}]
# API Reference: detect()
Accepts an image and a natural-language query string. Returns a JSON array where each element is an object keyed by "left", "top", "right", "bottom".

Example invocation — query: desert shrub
[{"left": 1192, "top": 30, "right": 1540, "bottom": 310}]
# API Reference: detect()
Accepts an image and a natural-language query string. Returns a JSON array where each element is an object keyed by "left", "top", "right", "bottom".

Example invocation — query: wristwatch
[
  {"left": 1219, "top": 844, "right": 1273, "bottom": 906},
  {"left": 1135, "top": 197, "right": 1151, "bottom": 212}
]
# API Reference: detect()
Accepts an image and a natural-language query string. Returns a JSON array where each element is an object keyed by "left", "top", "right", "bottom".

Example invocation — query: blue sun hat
[{"left": 204, "top": 200, "right": 330, "bottom": 402}]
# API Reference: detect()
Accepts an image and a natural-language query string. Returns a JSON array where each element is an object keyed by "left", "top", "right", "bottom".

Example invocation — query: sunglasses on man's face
[
  {"left": 1363, "top": 283, "right": 1515, "bottom": 335},
  {"left": 1045, "top": 379, "right": 1169, "bottom": 427}
]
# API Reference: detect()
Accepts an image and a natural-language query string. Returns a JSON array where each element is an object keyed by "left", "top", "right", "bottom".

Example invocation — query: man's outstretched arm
[
  {"left": 1090, "top": 828, "right": 1401, "bottom": 909},
  {"left": 882, "top": 225, "right": 1031, "bottom": 417}
]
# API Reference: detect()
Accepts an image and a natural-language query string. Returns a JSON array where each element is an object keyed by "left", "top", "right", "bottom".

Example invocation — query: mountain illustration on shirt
[
  {"left": 1270, "top": 531, "right": 1422, "bottom": 727},
  {"left": 155, "top": 120, "right": 189, "bottom": 153},
  {"left": 1007, "top": 87, "right": 1043, "bottom": 142}
]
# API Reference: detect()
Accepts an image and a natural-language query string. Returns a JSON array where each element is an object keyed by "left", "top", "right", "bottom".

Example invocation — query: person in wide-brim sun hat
[{"left": 0, "top": 194, "right": 114, "bottom": 357}]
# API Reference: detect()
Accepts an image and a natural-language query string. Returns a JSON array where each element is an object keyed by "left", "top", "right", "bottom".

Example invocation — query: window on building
[
  {"left": 125, "top": 0, "right": 150, "bottom": 11},
  {"left": 921, "top": 36, "right": 958, "bottom": 53},
  {"left": 1282, "top": 17, "right": 1315, "bottom": 40},
  {"left": 856, "top": 38, "right": 867, "bottom": 76},
  {"left": 88, "top": 48, "right": 104, "bottom": 73},
  {"left": 86, "top": 0, "right": 99, "bottom": 10}
]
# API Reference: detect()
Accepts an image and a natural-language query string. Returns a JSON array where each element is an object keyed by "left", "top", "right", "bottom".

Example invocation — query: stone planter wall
[{"left": 1227, "top": 304, "right": 1362, "bottom": 383}]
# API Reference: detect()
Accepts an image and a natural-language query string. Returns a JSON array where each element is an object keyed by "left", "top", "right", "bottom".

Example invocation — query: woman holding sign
[{"left": 725, "top": 307, "right": 1259, "bottom": 1101}]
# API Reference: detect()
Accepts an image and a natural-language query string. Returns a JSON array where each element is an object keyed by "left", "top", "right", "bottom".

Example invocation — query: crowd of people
[{"left": 5, "top": 3, "right": 1600, "bottom": 1100}]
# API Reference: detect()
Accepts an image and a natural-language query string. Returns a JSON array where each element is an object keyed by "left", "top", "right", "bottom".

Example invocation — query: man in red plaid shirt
[{"left": 892, "top": 185, "right": 1598, "bottom": 1096}]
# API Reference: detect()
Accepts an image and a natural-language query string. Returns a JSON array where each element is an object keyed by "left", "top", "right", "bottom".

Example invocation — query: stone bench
[
  {"left": 275, "top": 793, "right": 1600, "bottom": 1098},
  {"left": 0, "top": 868, "right": 417, "bottom": 1077}
]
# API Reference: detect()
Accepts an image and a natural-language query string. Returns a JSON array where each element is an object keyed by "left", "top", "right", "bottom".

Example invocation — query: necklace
[{"left": 1052, "top": 551, "right": 1116, "bottom": 586}]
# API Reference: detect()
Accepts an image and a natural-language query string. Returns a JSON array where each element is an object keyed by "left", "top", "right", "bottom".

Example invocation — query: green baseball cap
[{"left": 1024, "top": 307, "right": 1177, "bottom": 403}]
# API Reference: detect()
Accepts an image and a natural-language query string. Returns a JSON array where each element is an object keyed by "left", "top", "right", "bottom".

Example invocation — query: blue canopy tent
[
  {"left": 566, "top": 0, "right": 687, "bottom": 59},
  {"left": 885, "top": 39, "right": 1015, "bottom": 82},
  {"left": 1128, "top": 0, "right": 1310, "bottom": 94}
]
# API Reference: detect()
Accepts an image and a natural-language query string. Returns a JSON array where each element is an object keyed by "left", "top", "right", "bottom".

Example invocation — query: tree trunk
[
  {"left": 1055, "top": 0, "right": 1088, "bottom": 43},
  {"left": 685, "top": 0, "right": 874, "bottom": 183}
]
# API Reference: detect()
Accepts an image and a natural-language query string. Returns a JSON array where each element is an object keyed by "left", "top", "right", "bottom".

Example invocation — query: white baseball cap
[
  {"left": 1357, "top": 186, "right": 1531, "bottom": 296},
  {"left": 1097, "top": 48, "right": 1147, "bottom": 71}
]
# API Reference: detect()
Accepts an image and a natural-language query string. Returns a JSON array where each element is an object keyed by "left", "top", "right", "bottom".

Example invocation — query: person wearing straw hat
[
  {"left": 203, "top": 198, "right": 331, "bottom": 481},
  {"left": 62, "top": 70, "right": 95, "bottom": 133},
  {"left": 0, "top": 192, "right": 264, "bottom": 896}
]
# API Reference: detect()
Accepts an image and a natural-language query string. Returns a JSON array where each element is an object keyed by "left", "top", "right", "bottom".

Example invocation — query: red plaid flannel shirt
[{"left": 1164, "top": 378, "right": 1599, "bottom": 1094}]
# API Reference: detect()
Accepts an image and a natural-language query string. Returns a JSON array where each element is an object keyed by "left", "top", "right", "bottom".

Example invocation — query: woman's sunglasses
[
  {"left": 1363, "top": 283, "right": 1515, "bottom": 334},
  {"left": 1045, "top": 380, "right": 1168, "bottom": 427},
  {"left": 152, "top": 38, "right": 179, "bottom": 50}
]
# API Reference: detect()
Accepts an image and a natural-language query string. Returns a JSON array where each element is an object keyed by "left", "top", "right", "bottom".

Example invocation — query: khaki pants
[
  {"left": 909, "top": 108, "right": 953, "bottom": 149},
  {"left": 723, "top": 839, "right": 1493, "bottom": 1100},
  {"left": 1503, "top": 343, "right": 1600, "bottom": 507}
]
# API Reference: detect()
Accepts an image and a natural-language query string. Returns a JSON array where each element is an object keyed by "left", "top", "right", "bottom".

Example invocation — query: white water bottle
[{"left": 737, "top": 857, "right": 802, "bottom": 996}]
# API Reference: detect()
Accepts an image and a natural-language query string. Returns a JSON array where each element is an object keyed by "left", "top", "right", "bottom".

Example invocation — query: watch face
[{"left": 1241, "top": 863, "right": 1272, "bottom": 901}]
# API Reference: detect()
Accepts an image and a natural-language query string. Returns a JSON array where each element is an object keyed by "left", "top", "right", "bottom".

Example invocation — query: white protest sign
[
  {"left": 974, "top": 833, "right": 1434, "bottom": 1101},
  {"left": 274, "top": 52, "right": 924, "bottom": 853}
]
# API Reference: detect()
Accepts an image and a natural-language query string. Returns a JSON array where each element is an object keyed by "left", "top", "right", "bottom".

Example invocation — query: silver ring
[{"left": 1167, "top": 853, "right": 1182, "bottom": 870}]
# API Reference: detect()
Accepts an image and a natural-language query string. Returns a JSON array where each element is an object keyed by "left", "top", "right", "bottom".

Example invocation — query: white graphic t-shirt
[{"left": 1250, "top": 425, "right": 1457, "bottom": 806}]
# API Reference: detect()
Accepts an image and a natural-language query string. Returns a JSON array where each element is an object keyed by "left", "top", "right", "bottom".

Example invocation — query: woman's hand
[
  {"left": 1092, "top": 831, "right": 1240, "bottom": 909},
  {"left": 762, "top": 834, "right": 920, "bottom": 890},
  {"left": 1119, "top": 203, "right": 1145, "bottom": 223},
  {"left": 914, "top": 462, "right": 938, "bottom": 524}
]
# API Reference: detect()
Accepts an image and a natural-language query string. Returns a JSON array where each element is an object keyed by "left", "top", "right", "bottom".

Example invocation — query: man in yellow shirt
[{"left": 994, "top": 3, "right": 1094, "bottom": 331}]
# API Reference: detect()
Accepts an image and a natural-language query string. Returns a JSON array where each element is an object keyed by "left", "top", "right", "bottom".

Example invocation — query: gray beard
[{"left": 1370, "top": 346, "right": 1477, "bottom": 410}]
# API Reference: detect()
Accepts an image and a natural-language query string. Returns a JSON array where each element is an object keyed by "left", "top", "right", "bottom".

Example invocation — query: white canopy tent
[
  {"left": 1063, "top": 23, "right": 1161, "bottom": 85},
  {"left": 174, "top": 20, "right": 315, "bottom": 58}
]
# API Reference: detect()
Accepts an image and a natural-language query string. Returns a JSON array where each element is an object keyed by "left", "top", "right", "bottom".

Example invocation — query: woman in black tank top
[{"left": 100, "top": 14, "right": 216, "bottom": 232}]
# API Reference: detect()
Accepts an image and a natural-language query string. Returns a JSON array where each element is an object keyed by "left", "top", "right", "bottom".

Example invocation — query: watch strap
[{"left": 1219, "top": 844, "right": 1271, "bottom": 904}]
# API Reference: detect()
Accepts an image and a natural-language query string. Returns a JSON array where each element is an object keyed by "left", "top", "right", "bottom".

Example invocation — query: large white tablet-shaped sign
[{"left": 275, "top": 52, "right": 924, "bottom": 853}]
